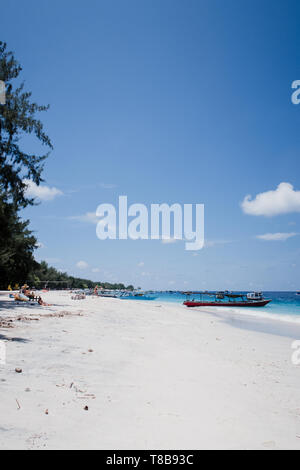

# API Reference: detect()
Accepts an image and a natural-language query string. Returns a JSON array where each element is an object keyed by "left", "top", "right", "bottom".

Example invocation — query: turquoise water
[{"left": 146, "top": 291, "right": 300, "bottom": 322}]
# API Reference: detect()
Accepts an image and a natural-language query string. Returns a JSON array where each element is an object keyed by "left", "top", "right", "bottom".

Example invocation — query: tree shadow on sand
[
  {"left": 0, "top": 333, "right": 30, "bottom": 343},
  {"left": 0, "top": 300, "right": 39, "bottom": 312},
  {"left": 0, "top": 300, "right": 32, "bottom": 343},
  {"left": 0, "top": 300, "right": 60, "bottom": 312}
]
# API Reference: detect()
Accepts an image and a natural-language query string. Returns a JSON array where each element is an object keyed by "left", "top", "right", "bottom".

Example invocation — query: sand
[{"left": 0, "top": 290, "right": 300, "bottom": 450}]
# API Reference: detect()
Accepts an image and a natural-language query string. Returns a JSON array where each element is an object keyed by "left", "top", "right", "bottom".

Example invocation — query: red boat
[{"left": 183, "top": 291, "right": 272, "bottom": 308}]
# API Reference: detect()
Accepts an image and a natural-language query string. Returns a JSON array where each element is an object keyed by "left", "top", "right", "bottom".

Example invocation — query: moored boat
[
  {"left": 120, "top": 291, "right": 158, "bottom": 301},
  {"left": 98, "top": 289, "right": 120, "bottom": 298},
  {"left": 183, "top": 291, "right": 271, "bottom": 308}
]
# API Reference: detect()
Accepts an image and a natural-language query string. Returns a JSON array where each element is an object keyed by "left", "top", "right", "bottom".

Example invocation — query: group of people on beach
[{"left": 13, "top": 285, "right": 52, "bottom": 306}]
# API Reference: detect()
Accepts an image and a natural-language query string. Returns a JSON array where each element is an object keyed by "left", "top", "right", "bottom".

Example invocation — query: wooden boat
[
  {"left": 98, "top": 290, "right": 119, "bottom": 298},
  {"left": 120, "top": 291, "right": 158, "bottom": 301},
  {"left": 183, "top": 291, "right": 271, "bottom": 308}
]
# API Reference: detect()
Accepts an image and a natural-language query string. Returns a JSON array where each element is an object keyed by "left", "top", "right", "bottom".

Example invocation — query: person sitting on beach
[
  {"left": 27, "top": 291, "right": 36, "bottom": 301},
  {"left": 14, "top": 293, "right": 29, "bottom": 302},
  {"left": 38, "top": 296, "right": 52, "bottom": 307},
  {"left": 21, "top": 284, "right": 30, "bottom": 295}
]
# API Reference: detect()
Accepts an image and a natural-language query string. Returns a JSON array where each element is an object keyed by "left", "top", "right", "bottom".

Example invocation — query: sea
[{"left": 138, "top": 291, "right": 300, "bottom": 324}]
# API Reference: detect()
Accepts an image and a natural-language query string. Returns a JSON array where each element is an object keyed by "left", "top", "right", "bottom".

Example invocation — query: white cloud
[
  {"left": 241, "top": 182, "right": 300, "bottom": 217},
  {"left": 256, "top": 232, "right": 298, "bottom": 241},
  {"left": 36, "top": 242, "right": 45, "bottom": 249},
  {"left": 76, "top": 261, "right": 89, "bottom": 269},
  {"left": 161, "top": 237, "right": 180, "bottom": 244},
  {"left": 69, "top": 212, "right": 99, "bottom": 224},
  {"left": 24, "top": 179, "right": 63, "bottom": 201},
  {"left": 92, "top": 268, "right": 100, "bottom": 273},
  {"left": 69, "top": 213, "right": 112, "bottom": 230},
  {"left": 204, "top": 239, "right": 231, "bottom": 248},
  {"left": 138, "top": 262, "right": 144, "bottom": 267}
]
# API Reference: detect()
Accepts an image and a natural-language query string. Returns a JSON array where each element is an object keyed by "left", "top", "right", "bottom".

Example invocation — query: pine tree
[{"left": 0, "top": 41, "right": 53, "bottom": 208}]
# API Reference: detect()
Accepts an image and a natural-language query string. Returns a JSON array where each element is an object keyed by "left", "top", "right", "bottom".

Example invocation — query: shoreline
[
  {"left": 1, "top": 291, "right": 300, "bottom": 449},
  {"left": 145, "top": 297, "right": 300, "bottom": 331}
]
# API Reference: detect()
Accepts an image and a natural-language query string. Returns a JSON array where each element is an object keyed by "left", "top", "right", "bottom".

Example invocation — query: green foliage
[
  {"left": 0, "top": 192, "right": 38, "bottom": 289},
  {"left": 0, "top": 41, "right": 52, "bottom": 208},
  {"left": 26, "top": 261, "right": 133, "bottom": 291}
]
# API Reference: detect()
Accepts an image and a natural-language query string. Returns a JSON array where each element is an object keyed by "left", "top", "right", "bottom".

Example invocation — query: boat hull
[
  {"left": 183, "top": 299, "right": 271, "bottom": 308},
  {"left": 98, "top": 294, "right": 118, "bottom": 298}
]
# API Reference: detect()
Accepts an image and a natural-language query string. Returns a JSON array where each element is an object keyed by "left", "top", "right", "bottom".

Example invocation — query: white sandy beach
[{"left": 1, "top": 290, "right": 300, "bottom": 450}]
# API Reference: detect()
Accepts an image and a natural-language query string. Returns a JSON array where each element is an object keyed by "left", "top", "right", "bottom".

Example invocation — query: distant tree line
[
  {"left": 3, "top": 257, "right": 135, "bottom": 292},
  {"left": 24, "top": 261, "right": 134, "bottom": 291},
  {"left": 0, "top": 194, "right": 134, "bottom": 289}
]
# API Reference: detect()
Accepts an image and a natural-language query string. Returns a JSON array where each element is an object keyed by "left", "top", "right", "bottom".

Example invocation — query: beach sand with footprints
[{"left": 1, "top": 290, "right": 300, "bottom": 450}]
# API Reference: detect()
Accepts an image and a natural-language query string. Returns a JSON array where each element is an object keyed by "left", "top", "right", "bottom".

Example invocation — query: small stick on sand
[{"left": 15, "top": 399, "right": 21, "bottom": 410}]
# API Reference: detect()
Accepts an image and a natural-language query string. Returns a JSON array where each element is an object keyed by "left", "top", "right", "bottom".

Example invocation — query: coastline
[{"left": 1, "top": 291, "right": 300, "bottom": 450}]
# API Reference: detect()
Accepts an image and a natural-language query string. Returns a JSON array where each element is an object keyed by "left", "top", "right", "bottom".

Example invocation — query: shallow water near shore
[{"left": 145, "top": 291, "right": 300, "bottom": 324}]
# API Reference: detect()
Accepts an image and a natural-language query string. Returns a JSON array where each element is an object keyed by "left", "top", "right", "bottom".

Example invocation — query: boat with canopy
[{"left": 182, "top": 291, "right": 271, "bottom": 308}]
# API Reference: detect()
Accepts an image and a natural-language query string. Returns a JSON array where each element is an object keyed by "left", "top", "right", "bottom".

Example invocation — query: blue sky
[{"left": 2, "top": 0, "right": 300, "bottom": 290}]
